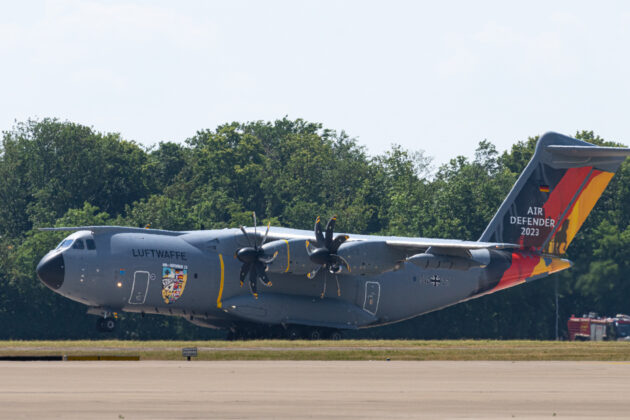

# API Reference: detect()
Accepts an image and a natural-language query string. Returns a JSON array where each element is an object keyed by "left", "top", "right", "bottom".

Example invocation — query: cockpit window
[
  {"left": 56, "top": 239, "right": 74, "bottom": 249},
  {"left": 86, "top": 239, "right": 96, "bottom": 250},
  {"left": 72, "top": 239, "right": 85, "bottom": 250}
]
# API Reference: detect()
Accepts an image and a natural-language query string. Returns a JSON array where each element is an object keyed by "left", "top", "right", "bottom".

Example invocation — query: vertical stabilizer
[{"left": 479, "top": 132, "right": 629, "bottom": 254}]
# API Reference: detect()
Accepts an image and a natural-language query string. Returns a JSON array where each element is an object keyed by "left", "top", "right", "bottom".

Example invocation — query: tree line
[{"left": 1, "top": 118, "right": 628, "bottom": 339}]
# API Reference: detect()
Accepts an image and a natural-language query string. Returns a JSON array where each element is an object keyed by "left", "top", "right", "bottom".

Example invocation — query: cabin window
[
  {"left": 72, "top": 240, "right": 85, "bottom": 250},
  {"left": 86, "top": 239, "right": 96, "bottom": 250}
]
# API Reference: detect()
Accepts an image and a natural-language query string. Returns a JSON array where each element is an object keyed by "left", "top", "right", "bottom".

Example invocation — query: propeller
[
  {"left": 305, "top": 216, "right": 351, "bottom": 279},
  {"left": 235, "top": 212, "right": 277, "bottom": 298}
]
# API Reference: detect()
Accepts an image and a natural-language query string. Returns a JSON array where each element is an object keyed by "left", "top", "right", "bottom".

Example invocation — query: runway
[{"left": 1, "top": 361, "right": 629, "bottom": 419}]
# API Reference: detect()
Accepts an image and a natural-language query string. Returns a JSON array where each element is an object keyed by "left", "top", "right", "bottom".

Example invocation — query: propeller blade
[
  {"left": 259, "top": 250, "right": 278, "bottom": 264},
  {"left": 255, "top": 262, "right": 272, "bottom": 286},
  {"left": 314, "top": 216, "right": 325, "bottom": 245},
  {"left": 252, "top": 211, "right": 257, "bottom": 244},
  {"left": 239, "top": 261, "right": 252, "bottom": 287},
  {"left": 305, "top": 240, "right": 317, "bottom": 256},
  {"left": 239, "top": 226, "right": 252, "bottom": 247},
  {"left": 249, "top": 266, "right": 258, "bottom": 296},
  {"left": 307, "top": 265, "right": 321, "bottom": 279},
  {"left": 329, "top": 234, "right": 349, "bottom": 254},
  {"left": 320, "top": 272, "right": 327, "bottom": 299},
  {"left": 261, "top": 221, "right": 271, "bottom": 247},
  {"left": 332, "top": 255, "right": 352, "bottom": 273},
  {"left": 324, "top": 216, "right": 337, "bottom": 248}
]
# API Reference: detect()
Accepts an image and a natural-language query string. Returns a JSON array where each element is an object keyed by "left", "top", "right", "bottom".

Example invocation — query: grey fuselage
[{"left": 37, "top": 226, "right": 558, "bottom": 331}]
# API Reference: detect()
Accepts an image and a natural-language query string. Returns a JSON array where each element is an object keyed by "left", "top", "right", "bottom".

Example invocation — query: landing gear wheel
[
  {"left": 307, "top": 328, "right": 322, "bottom": 340},
  {"left": 285, "top": 326, "right": 302, "bottom": 340},
  {"left": 97, "top": 318, "right": 116, "bottom": 333},
  {"left": 329, "top": 330, "right": 342, "bottom": 340},
  {"left": 104, "top": 318, "right": 116, "bottom": 332}
]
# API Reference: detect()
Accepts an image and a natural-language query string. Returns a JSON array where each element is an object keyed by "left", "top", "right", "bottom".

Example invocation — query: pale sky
[{"left": 1, "top": 0, "right": 629, "bottom": 164}]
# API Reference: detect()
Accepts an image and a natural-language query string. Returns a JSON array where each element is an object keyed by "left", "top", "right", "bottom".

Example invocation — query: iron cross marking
[{"left": 429, "top": 275, "right": 441, "bottom": 287}]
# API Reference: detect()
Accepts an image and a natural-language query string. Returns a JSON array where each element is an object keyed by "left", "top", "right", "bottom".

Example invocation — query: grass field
[{"left": 1, "top": 340, "right": 629, "bottom": 361}]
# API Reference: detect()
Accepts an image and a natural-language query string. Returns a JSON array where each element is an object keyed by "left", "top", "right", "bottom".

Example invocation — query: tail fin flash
[{"left": 480, "top": 132, "right": 630, "bottom": 254}]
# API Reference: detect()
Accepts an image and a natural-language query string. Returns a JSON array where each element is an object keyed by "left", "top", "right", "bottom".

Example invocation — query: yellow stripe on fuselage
[
  {"left": 216, "top": 253, "right": 225, "bottom": 308},
  {"left": 283, "top": 239, "right": 290, "bottom": 272}
]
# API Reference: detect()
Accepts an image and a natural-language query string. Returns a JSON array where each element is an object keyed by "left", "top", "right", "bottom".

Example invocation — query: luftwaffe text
[{"left": 132, "top": 248, "right": 187, "bottom": 261}]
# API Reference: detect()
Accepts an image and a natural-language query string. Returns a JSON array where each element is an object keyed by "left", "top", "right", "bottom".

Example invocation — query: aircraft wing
[
  {"left": 38, "top": 226, "right": 184, "bottom": 236},
  {"left": 384, "top": 239, "right": 519, "bottom": 258},
  {"left": 264, "top": 226, "right": 515, "bottom": 245},
  {"left": 43, "top": 225, "right": 518, "bottom": 255}
]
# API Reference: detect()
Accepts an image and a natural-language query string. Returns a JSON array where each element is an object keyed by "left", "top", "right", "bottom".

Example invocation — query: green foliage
[
  {"left": 0, "top": 119, "right": 150, "bottom": 236},
  {"left": 424, "top": 141, "right": 517, "bottom": 240},
  {"left": 0, "top": 118, "right": 627, "bottom": 340}
]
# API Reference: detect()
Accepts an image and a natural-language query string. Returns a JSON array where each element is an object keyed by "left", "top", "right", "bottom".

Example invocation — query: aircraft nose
[{"left": 36, "top": 253, "right": 65, "bottom": 290}]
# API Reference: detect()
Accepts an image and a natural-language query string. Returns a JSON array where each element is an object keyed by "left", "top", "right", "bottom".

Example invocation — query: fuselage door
[
  {"left": 129, "top": 271, "right": 150, "bottom": 304},
  {"left": 363, "top": 281, "right": 381, "bottom": 315}
]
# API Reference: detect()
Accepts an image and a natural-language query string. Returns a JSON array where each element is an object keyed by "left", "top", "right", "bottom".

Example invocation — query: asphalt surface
[{"left": 1, "top": 361, "right": 629, "bottom": 419}]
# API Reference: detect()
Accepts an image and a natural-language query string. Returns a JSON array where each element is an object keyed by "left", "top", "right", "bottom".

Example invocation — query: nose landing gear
[
  {"left": 88, "top": 307, "right": 119, "bottom": 333},
  {"left": 96, "top": 317, "right": 117, "bottom": 332}
]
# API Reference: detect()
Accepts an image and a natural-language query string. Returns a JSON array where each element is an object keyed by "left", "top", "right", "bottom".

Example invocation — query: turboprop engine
[
  {"left": 263, "top": 238, "right": 405, "bottom": 276},
  {"left": 261, "top": 238, "right": 318, "bottom": 275},
  {"left": 335, "top": 241, "right": 402, "bottom": 275}
]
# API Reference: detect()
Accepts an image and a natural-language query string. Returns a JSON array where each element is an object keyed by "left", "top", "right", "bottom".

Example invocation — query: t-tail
[{"left": 480, "top": 132, "right": 630, "bottom": 255}]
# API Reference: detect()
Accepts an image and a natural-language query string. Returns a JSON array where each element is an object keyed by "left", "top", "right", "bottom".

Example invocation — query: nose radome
[{"left": 36, "top": 253, "right": 65, "bottom": 290}]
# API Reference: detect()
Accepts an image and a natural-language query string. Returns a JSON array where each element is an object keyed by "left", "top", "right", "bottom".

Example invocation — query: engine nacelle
[
  {"left": 261, "top": 238, "right": 319, "bottom": 275},
  {"left": 336, "top": 241, "right": 402, "bottom": 275},
  {"left": 262, "top": 239, "right": 407, "bottom": 276},
  {"left": 407, "top": 253, "right": 485, "bottom": 271}
]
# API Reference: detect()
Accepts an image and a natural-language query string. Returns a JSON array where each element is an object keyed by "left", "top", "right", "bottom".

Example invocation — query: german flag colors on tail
[
  {"left": 479, "top": 132, "right": 629, "bottom": 254},
  {"left": 469, "top": 249, "right": 573, "bottom": 298}
]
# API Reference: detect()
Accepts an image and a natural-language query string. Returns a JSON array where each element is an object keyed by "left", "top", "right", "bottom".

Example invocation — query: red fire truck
[{"left": 567, "top": 313, "right": 630, "bottom": 341}]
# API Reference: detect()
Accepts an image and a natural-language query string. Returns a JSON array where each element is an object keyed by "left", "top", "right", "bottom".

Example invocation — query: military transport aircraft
[{"left": 36, "top": 132, "right": 630, "bottom": 339}]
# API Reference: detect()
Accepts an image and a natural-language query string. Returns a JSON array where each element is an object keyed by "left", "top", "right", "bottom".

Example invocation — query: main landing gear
[
  {"left": 286, "top": 325, "right": 343, "bottom": 340},
  {"left": 226, "top": 324, "right": 343, "bottom": 341}
]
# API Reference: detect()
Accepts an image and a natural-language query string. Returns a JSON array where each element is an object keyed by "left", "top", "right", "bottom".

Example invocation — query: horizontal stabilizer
[{"left": 546, "top": 145, "right": 630, "bottom": 158}]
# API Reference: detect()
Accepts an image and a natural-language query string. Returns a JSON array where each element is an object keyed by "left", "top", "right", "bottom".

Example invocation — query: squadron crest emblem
[{"left": 161, "top": 263, "right": 188, "bottom": 304}]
